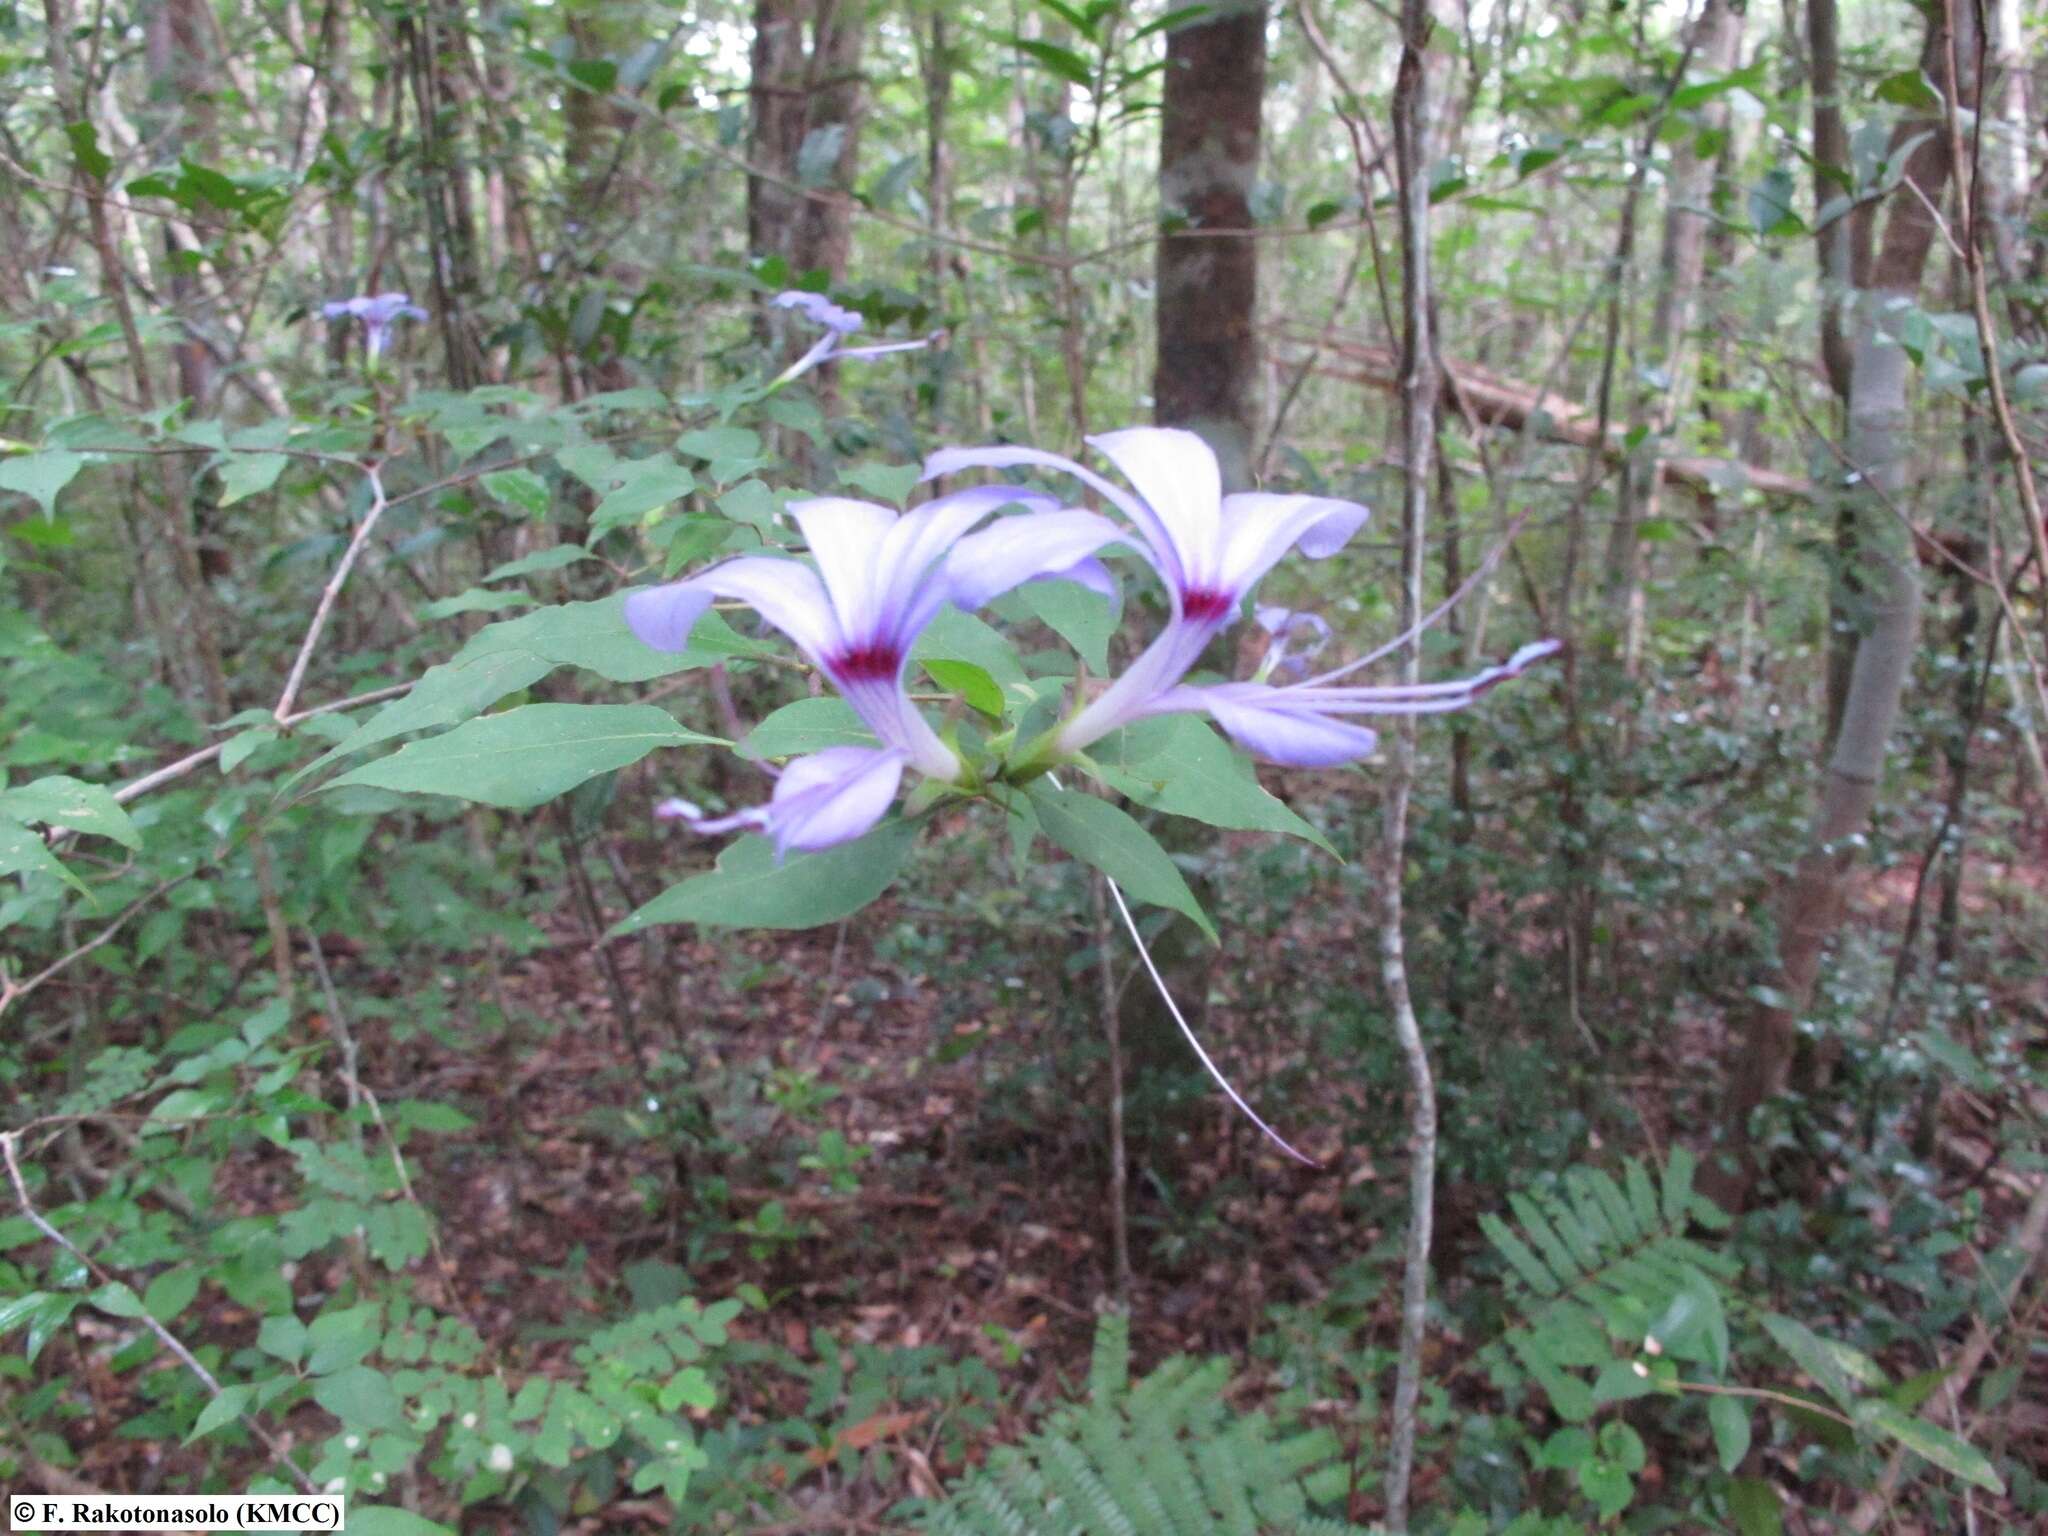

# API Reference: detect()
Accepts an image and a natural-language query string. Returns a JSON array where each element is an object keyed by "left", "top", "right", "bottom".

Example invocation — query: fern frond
[
  {"left": 908, "top": 1317, "right": 1371, "bottom": 1536},
  {"left": 1088, "top": 1311, "right": 1130, "bottom": 1405},
  {"left": 1482, "top": 1147, "right": 1738, "bottom": 1423}
]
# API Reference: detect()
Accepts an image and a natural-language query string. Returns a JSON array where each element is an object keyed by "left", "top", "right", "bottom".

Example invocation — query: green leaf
[
  {"left": 660, "top": 1366, "right": 716, "bottom": 1411},
  {"left": 1013, "top": 36, "right": 1094, "bottom": 87},
  {"left": 923, "top": 659, "right": 1005, "bottom": 719},
  {"left": 613, "top": 819, "right": 918, "bottom": 934},
  {"left": 217, "top": 452, "right": 288, "bottom": 505},
  {"left": 1762, "top": 1315, "right": 1883, "bottom": 1410},
  {"left": 329, "top": 703, "right": 717, "bottom": 808},
  {"left": 144, "top": 1267, "right": 201, "bottom": 1323},
  {"left": 0, "top": 775, "right": 142, "bottom": 849},
  {"left": 417, "top": 587, "right": 534, "bottom": 620},
  {"left": 1091, "top": 716, "right": 1335, "bottom": 854},
  {"left": 482, "top": 467, "right": 552, "bottom": 518},
  {"left": 1874, "top": 69, "right": 1941, "bottom": 110},
  {"left": 26, "top": 1293, "right": 79, "bottom": 1362},
  {"left": 1577, "top": 1458, "right": 1634, "bottom": 1521},
  {"left": 88, "top": 1282, "right": 148, "bottom": 1318},
  {"left": 1857, "top": 1400, "right": 2004, "bottom": 1494},
  {"left": 257, "top": 1313, "right": 308, "bottom": 1364},
  {"left": 1709, "top": 1394, "right": 1752, "bottom": 1473},
  {"left": 65, "top": 120, "right": 112, "bottom": 179},
  {"left": 307, "top": 595, "right": 759, "bottom": 780},
  {"left": 738, "top": 697, "right": 876, "bottom": 760},
  {"left": 559, "top": 448, "right": 697, "bottom": 535},
  {"left": 481, "top": 544, "right": 593, "bottom": 585},
  {"left": 715, "top": 479, "right": 788, "bottom": 532},
  {"left": 312, "top": 1364, "right": 408, "bottom": 1434},
  {"left": 1015, "top": 578, "right": 1118, "bottom": 674},
  {"left": 676, "top": 426, "right": 761, "bottom": 463},
  {"left": 186, "top": 1384, "right": 254, "bottom": 1443},
  {"left": 795, "top": 123, "right": 849, "bottom": 188},
  {"left": 345, "top": 1510, "right": 457, "bottom": 1536},
  {"left": 0, "top": 450, "right": 87, "bottom": 517},
  {"left": 221, "top": 727, "right": 277, "bottom": 773},
  {"left": 0, "top": 817, "right": 86, "bottom": 894},
  {"left": 835, "top": 462, "right": 921, "bottom": 507},
  {"left": 0, "top": 1294, "right": 53, "bottom": 1341},
  {"left": 1025, "top": 782, "right": 1216, "bottom": 942},
  {"left": 1534, "top": 1426, "right": 1593, "bottom": 1470},
  {"left": 305, "top": 1302, "right": 379, "bottom": 1374},
  {"left": 1727, "top": 1478, "right": 1784, "bottom": 1536},
  {"left": 1748, "top": 169, "right": 1803, "bottom": 237},
  {"left": 913, "top": 606, "right": 1028, "bottom": 692}
]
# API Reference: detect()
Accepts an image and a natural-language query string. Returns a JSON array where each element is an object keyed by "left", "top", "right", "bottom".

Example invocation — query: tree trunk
[
  {"left": 1602, "top": 0, "right": 1744, "bottom": 672},
  {"left": 1115, "top": 2, "right": 1268, "bottom": 1141},
  {"left": 747, "top": 0, "right": 865, "bottom": 412},
  {"left": 1713, "top": 4, "right": 1972, "bottom": 1207},
  {"left": 1154, "top": 1, "right": 1265, "bottom": 490}
]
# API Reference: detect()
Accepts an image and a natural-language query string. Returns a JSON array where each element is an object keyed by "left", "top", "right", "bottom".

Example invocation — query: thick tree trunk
[
  {"left": 1714, "top": 5, "right": 1971, "bottom": 1207},
  {"left": 747, "top": 0, "right": 864, "bottom": 411},
  {"left": 1154, "top": 1, "right": 1265, "bottom": 490},
  {"left": 747, "top": 0, "right": 864, "bottom": 278},
  {"left": 1116, "top": 3, "right": 1268, "bottom": 1140}
]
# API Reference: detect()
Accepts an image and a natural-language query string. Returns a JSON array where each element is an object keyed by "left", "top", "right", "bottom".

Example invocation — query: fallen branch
[{"left": 1274, "top": 326, "right": 1813, "bottom": 503}]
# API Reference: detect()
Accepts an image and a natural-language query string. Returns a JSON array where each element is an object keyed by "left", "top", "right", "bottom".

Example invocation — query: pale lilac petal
[
  {"left": 790, "top": 498, "right": 901, "bottom": 641},
  {"left": 321, "top": 299, "right": 359, "bottom": 320},
  {"left": 1049, "top": 556, "right": 1117, "bottom": 601},
  {"left": 1085, "top": 427, "right": 1223, "bottom": 586},
  {"left": 941, "top": 509, "right": 1125, "bottom": 610},
  {"left": 920, "top": 442, "right": 1182, "bottom": 587},
  {"left": 762, "top": 746, "right": 904, "bottom": 856},
  {"left": 832, "top": 337, "right": 934, "bottom": 360},
  {"left": 652, "top": 747, "right": 905, "bottom": 858},
  {"left": 1055, "top": 613, "right": 1226, "bottom": 754},
  {"left": 773, "top": 290, "right": 863, "bottom": 334},
  {"left": 1278, "top": 638, "right": 1563, "bottom": 711},
  {"left": 1216, "top": 492, "right": 1371, "bottom": 597},
  {"left": 624, "top": 582, "right": 718, "bottom": 653},
  {"left": 634, "top": 557, "right": 841, "bottom": 662},
  {"left": 1254, "top": 607, "right": 1333, "bottom": 681},
  {"left": 873, "top": 486, "right": 1053, "bottom": 641},
  {"left": 1188, "top": 689, "right": 1381, "bottom": 766}
]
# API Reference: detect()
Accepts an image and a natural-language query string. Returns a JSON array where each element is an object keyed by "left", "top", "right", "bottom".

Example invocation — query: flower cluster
[
  {"left": 322, "top": 292, "right": 427, "bottom": 359},
  {"left": 625, "top": 394, "right": 1558, "bottom": 858}
]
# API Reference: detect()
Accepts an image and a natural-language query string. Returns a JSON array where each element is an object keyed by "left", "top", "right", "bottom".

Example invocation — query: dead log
[{"left": 1275, "top": 327, "right": 1813, "bottom": 503}]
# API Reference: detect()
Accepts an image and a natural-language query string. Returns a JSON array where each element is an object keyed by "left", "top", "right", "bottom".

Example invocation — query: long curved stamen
[{"left": 1050, "top": 771, "right": 1320, "bottom": 1168}]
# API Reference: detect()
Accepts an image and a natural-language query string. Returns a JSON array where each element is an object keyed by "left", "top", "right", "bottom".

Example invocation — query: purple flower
[
  {"left": 1253, "top": 605, "right": 1333, "bottom": 682},
  {"left": 322, "top": 292, "right": 427, "bottom": 359},
  {"left": 653, "top": 747, "right": 905, "bottom": 855},
  {"left": 1146, "top": 639, "right": 1564, "bottom": 767},
  {"left": 770, "top": 289, "right": 936, "bottom": 387},
  {"left": 922, "top": 427, "right": 1370, "bottom": 756},
  {"left": 626, "top": 488, "right": 1121, "bottom": 856}
]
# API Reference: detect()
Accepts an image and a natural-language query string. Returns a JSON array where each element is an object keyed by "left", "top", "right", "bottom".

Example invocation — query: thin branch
[{"left": 0, "top": 1129, "right": 315, "bottom": 1492}]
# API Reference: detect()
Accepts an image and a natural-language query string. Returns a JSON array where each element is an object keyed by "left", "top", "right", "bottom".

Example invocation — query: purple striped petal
[
  {"left": 659, "top": 746, "right": 905, "bottom": 859},
  {"left": 626, "top": 557, "right": 840, "bottom": 662},
  {"left": 921, "top": 442, "right": 1184, "bottom": 588},
  {"left": 942, "top": 509, "right": 1125, "bottom": 610},
  {"left": 1217, "top": 492, "right": 1371, "bottom": 596},
  {"left": 1188, "top": 689, "right": 1381, "bottom": 766},
  {"left": 1085, "top": 427, "right": 1222, "bottom": 585},
  {"left": 772, "top": 290, "right": 863, "bottom": 334}
]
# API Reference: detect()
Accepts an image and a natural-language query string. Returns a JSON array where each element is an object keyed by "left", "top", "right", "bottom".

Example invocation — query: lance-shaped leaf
[
  {"left": 1025, "top": 782, "right": 1216, "bottom": 943},
  {"left": 611, "top": 818, "right": 918, "bottom": 933},
  {"left": 329, "top": 704, "right": 719, "bottom": 808}
]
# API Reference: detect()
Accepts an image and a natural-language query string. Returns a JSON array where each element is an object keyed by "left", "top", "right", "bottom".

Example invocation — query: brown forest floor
[{"left": 39, "top": 831, "right": 2048, "bottom": 1531}]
